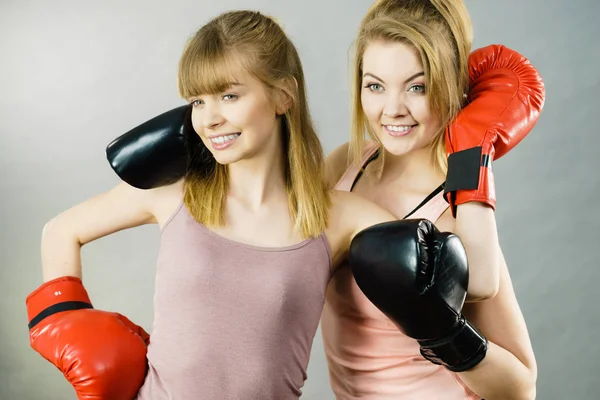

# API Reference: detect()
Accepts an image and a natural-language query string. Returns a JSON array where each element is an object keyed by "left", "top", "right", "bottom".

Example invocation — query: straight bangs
[{"left": 178, "top": 35, "right": 255, "bottom": 98}]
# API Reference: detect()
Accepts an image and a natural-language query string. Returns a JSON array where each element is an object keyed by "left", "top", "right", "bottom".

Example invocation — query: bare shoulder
[
  {"left": 107, "top": 177, "right": 184, "bottom": 226},
  {"left": 147, "top": 178, "right": 185, "bottom": 227},
  {"left": 324, "top": 142, "right": 351, "bottom": 189}
]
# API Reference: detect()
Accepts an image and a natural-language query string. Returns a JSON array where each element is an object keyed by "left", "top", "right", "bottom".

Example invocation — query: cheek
[
  {"left": 361, "top": 92, "right": 382, "bottom": 123},
  {"left": 246, "top": 101, "right": 277, "bottom": 135},
  {"left": 190, "top": 112, "right": 204, "bottom": 136},
  {"left": 408, "top": 98, "right": 433, "bottom": 123},
  {"left": 410, "top": 99, "right": 441, "bottom": 139}
]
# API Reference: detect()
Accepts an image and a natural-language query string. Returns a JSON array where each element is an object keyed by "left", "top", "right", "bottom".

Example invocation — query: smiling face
[
  {"left": 360, "top": 40, "right": 442, "bottom": 157},
  {"left": 187, "top": 67, "right": 284, "bottom": 166},
  {"left": 175, "top": 10, "right": 331, "bottom": 239}
]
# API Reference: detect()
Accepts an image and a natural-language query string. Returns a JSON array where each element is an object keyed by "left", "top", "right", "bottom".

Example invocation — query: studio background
[{"left": 1, "top": 0, "right": 597, "bottom": 398}]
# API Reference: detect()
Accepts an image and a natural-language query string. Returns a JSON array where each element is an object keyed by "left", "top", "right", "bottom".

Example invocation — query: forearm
[
  {"left": 457, "top": 341, "right": 536, "bottom": 400},
  {"left": 41, "top": 218, "right": 83, "bottom": 282},
  {"left": 454, "top": 202, "right": 500, "bottom": 301}
]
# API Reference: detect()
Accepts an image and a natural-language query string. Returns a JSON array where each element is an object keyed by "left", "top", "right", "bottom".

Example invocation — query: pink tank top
[
  {"left": 320, "top": 142, "right": 480, "bottom": 399},
  {"left": 136, "top": 201, "right": 332, "bottom": 400}
]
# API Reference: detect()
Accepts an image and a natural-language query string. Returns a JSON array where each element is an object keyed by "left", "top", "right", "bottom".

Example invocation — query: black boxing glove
[
  {"left": 348, "top": 219, "right": 488, "bottom": 372},
  {"left": 105, "top": 105, "right": 192, "bottom": 189}
]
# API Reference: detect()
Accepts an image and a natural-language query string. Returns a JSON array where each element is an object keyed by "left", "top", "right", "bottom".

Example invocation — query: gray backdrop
[{"left": 1, "top": 0, "right": 598, "bottom": 399}]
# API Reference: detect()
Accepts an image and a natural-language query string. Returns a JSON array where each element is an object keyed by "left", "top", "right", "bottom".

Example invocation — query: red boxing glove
[
  {"left": 443, "top": 44, "right": 546, "bottom": 216},
  {"left": 26, "top": 276, "right": 150, "bottom": 400}
]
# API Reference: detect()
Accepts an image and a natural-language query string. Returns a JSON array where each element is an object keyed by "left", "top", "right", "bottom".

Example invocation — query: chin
[
  {"left": 212, "top": 153, "right": 243, "bottom": 165},
  {"left": 377, "top": 135, "right": 415, "bottom": 157}
]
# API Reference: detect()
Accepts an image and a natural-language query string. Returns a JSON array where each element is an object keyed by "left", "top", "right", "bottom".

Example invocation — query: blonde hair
[
  {"left": 177, "top": 10, "right": 330, "bottom": 238},
  {"left": 350, "top": 0, "right": 473, "bottom": 175}
]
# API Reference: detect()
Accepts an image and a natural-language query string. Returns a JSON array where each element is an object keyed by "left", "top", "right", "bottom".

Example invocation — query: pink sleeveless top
[
  {"left": 320, "top": 142, "right": 480, "bottom": 399},
  {"left": 136, "top": 201, "right": 332, "bottom": 400}
]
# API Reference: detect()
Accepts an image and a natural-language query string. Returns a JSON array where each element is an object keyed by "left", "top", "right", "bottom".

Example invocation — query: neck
[
  {"left": 227, "top": 137, "right": 287, "bottom": 209},
  {"left": 379, "top": 144, "right": 445, "bottom": 192}
]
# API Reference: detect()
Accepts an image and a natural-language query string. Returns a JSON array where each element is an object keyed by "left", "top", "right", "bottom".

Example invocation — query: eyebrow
[{"left": 363, "top": 71, "right": 424, "bottom": 84}]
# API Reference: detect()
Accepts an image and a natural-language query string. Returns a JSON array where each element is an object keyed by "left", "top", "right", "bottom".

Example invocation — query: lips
[
  {"left": 383, "top": 124, "right": 417, "bottom": 137},
  {"left": 209, "top": 133, "right": 241, "bottom": 150}
]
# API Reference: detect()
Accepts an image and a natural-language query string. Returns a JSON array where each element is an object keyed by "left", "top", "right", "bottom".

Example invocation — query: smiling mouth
[
  {"left": 383, "top": 124, "right": 417, "bottom": 137},
  {"left": 210, "top": 133, "right": 241, "bottom": 144}
]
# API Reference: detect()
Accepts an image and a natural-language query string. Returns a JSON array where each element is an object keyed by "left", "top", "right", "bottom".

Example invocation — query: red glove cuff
[
  {"left": 26, "top": 276, "right": 93, "bottom": 328},
  {"left": 451, "top": 178, "right": 496, "bottom": 211},
  {"left": 443, "top": 145, "right": 496, "bottom": 216}
]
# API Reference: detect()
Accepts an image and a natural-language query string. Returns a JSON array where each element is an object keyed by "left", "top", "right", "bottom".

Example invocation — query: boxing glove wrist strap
[
  {"left": 444, "top": 145, "right": 497, "bottom": 215},
  {"left": 28, "top": 301, "right": 94, "bottom": 330},
  {"left": 26, "top": 276, "right": 93, "bottom": 329},
  {"left": 418, "top": 317, "right": 488, "bottom": 372},
  {"left": 444, "top": 146, "right": 488, "bottom": 194}
]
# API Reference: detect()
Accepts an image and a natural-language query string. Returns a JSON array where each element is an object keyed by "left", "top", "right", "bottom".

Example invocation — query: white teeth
[
  {"left": 210, "top": 133, "right": 240, "bottom": 144},
  {"left": 385, "top": 125, "right": 413, "bottom": 132}
]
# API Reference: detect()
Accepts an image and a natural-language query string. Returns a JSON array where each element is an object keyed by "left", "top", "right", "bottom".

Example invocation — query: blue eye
[
  {"left": 409, "top": 84, "right": 425, "bottom": 93},
  {"left": 223, "top": 94, "right": 238, "bottom": 101},
  {"left": 365, "top": 83, "right": 383, "bottom": 92},
  {"left": 190, "top": 99, "right": 203, "bottom": 107}
]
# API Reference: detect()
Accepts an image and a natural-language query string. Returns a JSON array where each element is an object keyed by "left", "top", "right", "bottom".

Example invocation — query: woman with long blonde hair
[{"left": 321, "top": 0, "right": 545, "bottom": 399}]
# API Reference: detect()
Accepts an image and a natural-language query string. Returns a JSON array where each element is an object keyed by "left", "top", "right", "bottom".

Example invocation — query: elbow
[
  {"left": 466, "top": 258, "right": 501, "bottom": 301},
  {"left": 42, "top": 216, "right": 66, "bottom": 244},
  {"left": 42, "top": 215, "right": 82, "bottom": 247},
  {"left": 41, "top": 217, "right": 59, "bottom": 243},
  {"left": 466, "top": 279, "right": 500, "bottom": 302},
  {"left": 479, "top": 283, "right": 499, "bottom": 301},
  {"left": 41, "top": 216, "right": 83, "bottom": 283},
  {"left": 525, "top": 362, "right": 538, "bottom": 400},
  {"left": 517, "top": 377, "right": 537, "bottom": 400},
  {"left": 523, "top": 387, "right": 537, "bottom": 400},
  {"left": 515, "top": 361, "right": 538, "bottom": 400},
  {"left": 487, "top": 367, "right": 536, "bottom": 400}
]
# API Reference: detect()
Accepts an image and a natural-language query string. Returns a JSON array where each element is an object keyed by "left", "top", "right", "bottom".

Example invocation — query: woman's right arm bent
[
  {"left": 456, "top": 250, "right": 538, "bottom": 400},
  {"left": 41, "top": 180, "right": 182, "bottom": 282}
]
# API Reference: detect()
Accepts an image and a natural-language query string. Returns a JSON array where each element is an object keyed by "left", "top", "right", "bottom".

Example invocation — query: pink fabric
[
  {"left": 136, "top": 202, "right": 332, "bottom": 400},
  {"left": 321, "top": 142, "right": 479, "bottom": 399}
]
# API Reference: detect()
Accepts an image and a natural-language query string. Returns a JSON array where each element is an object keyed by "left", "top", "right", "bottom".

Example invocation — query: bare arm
[
  {"left": 455, "top": 203, "right": 501, "bottom": 301},
  {"left": 41, "top": 180, "right": 181, "bottom": 282},
  {"left": 437, "top": 203, "right": 501, "bottom": 301},
  {"left": 455, "top": 250, "right": 537, "bottom": 400}
]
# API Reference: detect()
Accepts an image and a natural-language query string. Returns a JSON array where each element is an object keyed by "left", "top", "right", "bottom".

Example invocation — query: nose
[
  {"left": 383, "top": 92, "right": 409, "bottom": 119},
  {"left": 202, "top": 102, "right": 225, "bottom": 129}
]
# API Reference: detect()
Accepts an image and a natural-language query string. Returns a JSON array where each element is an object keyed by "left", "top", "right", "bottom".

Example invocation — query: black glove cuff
[
  {"left": 444, "top": 146, "right": 486, "bottom": 195},
  {"left": 418, "top": 317, "right": 488, "bottom": 372}
]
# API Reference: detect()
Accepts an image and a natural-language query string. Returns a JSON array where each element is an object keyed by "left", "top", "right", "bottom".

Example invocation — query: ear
[
  {"left": 275, "top": 77, "right": 297, "bottom": 115},
  {"left": 275, "top": 95, "right": 292, "bottom": 116}
]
